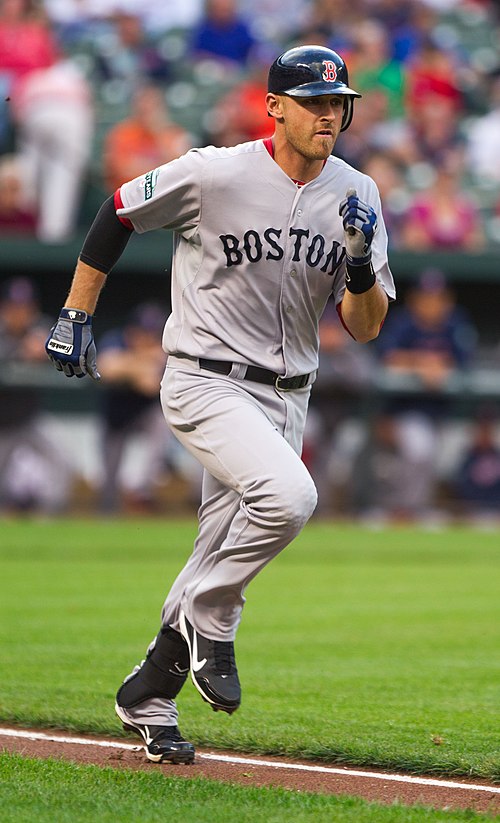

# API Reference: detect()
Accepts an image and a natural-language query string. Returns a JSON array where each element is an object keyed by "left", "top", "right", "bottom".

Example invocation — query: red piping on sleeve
[
  {"left": 336, "top": 299, "right": 387, "bottom": 340},
  {"left": 114, "top": 188, "right": 134, "bottom": 231},
  {"left": 336, "top": 302, "right": 356, "bottom": 340}
]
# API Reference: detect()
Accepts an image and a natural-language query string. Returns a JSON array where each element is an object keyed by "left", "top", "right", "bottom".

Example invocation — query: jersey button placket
[{"left": 281, "top": 192, "right": 304, "bottom": 375}]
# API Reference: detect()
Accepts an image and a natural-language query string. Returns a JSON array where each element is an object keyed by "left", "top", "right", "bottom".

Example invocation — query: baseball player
[{"left": 45, "top": 45, "right": 395, "bottom": 765}]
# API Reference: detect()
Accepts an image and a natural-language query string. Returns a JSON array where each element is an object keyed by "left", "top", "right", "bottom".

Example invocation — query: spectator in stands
[
  {"left": 334, "top": 85, "right": 392, "bottom": 169},
  {"left": 96, "top": 302, "right": 171, "bottom": 514},
  {"left": 0, "top": 0, "right": 59, "bottom": 149},
  {"left": 0, "top": 153, "right": 36, "bottom": 233},
  {"left": 0, "top": 276, "right": 72, "bottom": 513},
  {"left": 0, "top": 0, "right": 59, "bottom": 83},
  {"left": 388, "top": 35, "right": 464, "bottom": 171},
  {"left": 354, "top": 35, "right": 463, "bottom": 176},
  {"left": 466, "top": 69, "right": 500, "bottom": 186},
  {"left": 360, "top": 150, "right": 409, "bottom": 247},
  {"left": 375, "top": 268, "right": 478, "bottom": 518},
  {"left": 0, "top": 276, "right": 46, "bottom": 359},
  {"left": 452, "top": 409, "right": 500, "bottom": 523},
  {"left": 239, "top": 0, "right": 308, "bottom": 47},
  {"left": 401, "top": 146, "right": 486, "bottom": 252},
  {"left": 102, "top": 84, "right": 193, "bottom": 193},
  {"left": 405, "top": 92, "right": 462, "bottom": 169},
  {"left": 49, "top": 0, "right": 204, "bottom": 40},
  {"left": 376, "top": 0, "right": 437, "bottom": 64},
  {"left": 349, "top": 410, "right": 431, "bottom": 524},
  {"left": 10, "top": 52, "right": 94, "bottom": 243},
  {"left": 94, "top": 10, "right": 173, "bottom": 91},
  {"left": 337, "top": 69, "right": 461, "bottom": 180},
  {"left": 378, "top": 268, "right": 477, "bottom": 397},
  {"left": 349, "top": 18, "right": 406, "bottom": 121},
  {"left": 206, "top": 55, "right": 274, "bottom": 146},
  {"left": 189, "top": 0, "right": 257, "bottom": 67},
  {"left": 404, "top": 35, "right": 463, "bottom": 122},
  {"left": 285, "top": 0, "right": 354, "bottom": 52},
  {"left": 41, "top": 0, "right": 113, "bottom": 45},
  {"left": 133, "top": 0, "right": 203, "bottom": 37}
]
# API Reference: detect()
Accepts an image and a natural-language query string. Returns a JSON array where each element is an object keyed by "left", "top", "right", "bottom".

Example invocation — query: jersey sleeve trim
[{"left": 114, "top": 188, "right": 135, "bottom": 230}]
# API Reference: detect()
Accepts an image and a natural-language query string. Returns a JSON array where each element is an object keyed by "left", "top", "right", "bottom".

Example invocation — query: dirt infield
[{"left": 1, "top": 726, "right": 499, "bottom": 816}]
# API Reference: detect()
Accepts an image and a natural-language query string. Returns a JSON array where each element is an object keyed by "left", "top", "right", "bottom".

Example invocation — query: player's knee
[
  {"left": 284, "top": 472, "right": 318, "bottom": 528},
  {"left": 245, "top": 469, "right": 317, "bottom": 532}
]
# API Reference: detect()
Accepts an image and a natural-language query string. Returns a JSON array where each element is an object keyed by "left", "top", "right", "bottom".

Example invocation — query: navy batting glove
[
  {"left": 45, "top": 307, "right": 100, "bottom": 380},
  {"left": 339, "top": 188, "right": 378, "bottom": 264}
]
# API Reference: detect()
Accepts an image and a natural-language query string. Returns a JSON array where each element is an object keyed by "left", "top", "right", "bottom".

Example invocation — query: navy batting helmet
[{"left": 268, "top": 45, "right": 361, "bottom": 131}]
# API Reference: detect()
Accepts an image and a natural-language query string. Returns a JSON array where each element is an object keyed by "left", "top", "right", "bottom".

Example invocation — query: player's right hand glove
[
  {"left": 339, "top": 187, "right": 378, "bottom": 264},
  {"left": 45, "top": 307, "right": 100, "bottom": 380}
]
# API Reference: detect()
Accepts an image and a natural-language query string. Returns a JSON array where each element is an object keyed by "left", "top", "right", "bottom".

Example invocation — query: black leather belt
[{"left": 199, "top": 358, "right": 311, "bottom": 391}]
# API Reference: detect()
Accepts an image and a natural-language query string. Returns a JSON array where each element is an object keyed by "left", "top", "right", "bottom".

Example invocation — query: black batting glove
[{"left": 45, "top": 307, "right": 100, "bottom": 380}]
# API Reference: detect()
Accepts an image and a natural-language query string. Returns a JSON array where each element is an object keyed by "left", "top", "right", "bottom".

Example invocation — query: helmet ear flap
[{"left": 341, "top": 97, "right": 354, "bottom": 132}]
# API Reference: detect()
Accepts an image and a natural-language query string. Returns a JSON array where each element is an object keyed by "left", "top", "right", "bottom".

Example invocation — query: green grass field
[
  {"left": 0, "top": 753, "right": 495, "bottom": 823},
  {"left": 0, "top": 519, "right": 499, "bottom": 821}
]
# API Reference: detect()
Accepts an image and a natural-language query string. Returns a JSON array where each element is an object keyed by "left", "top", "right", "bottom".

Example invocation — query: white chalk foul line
[{"left": 1, "top": 728, "right": 499, "bottom": 795}]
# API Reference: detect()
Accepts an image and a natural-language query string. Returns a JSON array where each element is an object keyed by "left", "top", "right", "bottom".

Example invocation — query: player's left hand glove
[
  {"left": 339, "top": 188, "right": 378, "bottom": 264},
  {"left": 45, "top": 307, "right": 100, "bottom": 380}
]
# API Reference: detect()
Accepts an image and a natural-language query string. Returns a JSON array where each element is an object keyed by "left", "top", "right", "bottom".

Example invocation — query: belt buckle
[
  {"left": 275, "top": 375, "right": 291, "bottom": 391},
  {"left": 275, "top": 374, "right": 310, "bottom": 391}
]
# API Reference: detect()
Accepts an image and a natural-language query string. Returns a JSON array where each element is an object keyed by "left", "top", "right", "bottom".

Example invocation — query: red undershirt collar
[{"left": 263, "top": 137, "right": 326, "bottom": 188}]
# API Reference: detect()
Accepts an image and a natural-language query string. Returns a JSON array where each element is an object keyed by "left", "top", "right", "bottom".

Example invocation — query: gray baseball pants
[{"left": 120, "top": 355, "right": 318, "bottom": 726}]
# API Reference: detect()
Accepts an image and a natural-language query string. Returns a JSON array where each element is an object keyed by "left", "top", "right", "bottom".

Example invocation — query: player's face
[{"left": 280, "top": 94, "right": 344, "bottom": 160}]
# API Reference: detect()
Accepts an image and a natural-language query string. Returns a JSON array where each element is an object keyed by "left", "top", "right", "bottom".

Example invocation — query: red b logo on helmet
[{"left": 322, "top": 60, "right": 337, "bottom": 82}]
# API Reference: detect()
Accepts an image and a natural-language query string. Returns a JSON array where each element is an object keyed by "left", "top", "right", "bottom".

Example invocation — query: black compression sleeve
[{"left": 79, "top": 196, "right": 133, "bottom": 274}]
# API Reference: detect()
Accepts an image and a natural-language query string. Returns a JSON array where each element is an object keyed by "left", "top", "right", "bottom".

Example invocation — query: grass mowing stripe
[
  {"left": 0, "top": 754, "right": 497, "bottom": 823},
  {"left": 0, "top": 520, "right": 498, "bottom": 779}
]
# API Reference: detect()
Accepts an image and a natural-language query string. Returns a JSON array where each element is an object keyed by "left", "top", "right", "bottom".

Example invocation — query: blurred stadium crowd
[
  {"left": 2, "top": 0, "right": 500, "bottom": 245},
  {"left": 1, "top": 0, "right": 500, "bottom": 524}
]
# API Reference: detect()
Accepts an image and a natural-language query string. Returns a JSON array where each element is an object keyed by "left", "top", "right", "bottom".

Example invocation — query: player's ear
[{"left": 266, "top": 93, "right": 284, "bottom": 120}]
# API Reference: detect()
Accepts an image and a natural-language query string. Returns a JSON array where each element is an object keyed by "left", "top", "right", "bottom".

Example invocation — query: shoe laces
[
  {"left": 152, "top": 725, "right": 182, "bottom": 743},
  {"left": 213, "top": 640, "right": 235, "bottom": 675}
]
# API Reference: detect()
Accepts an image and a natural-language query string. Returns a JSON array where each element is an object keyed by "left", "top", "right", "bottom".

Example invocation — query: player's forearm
[
  {"left": 65, "top": 260, "right": 107, "bottom": 315},
  {"left": 340, "top": 282, "right": 388, "bottom": 343},
  {"left": 64, "top": 194, "right": 134, "bottom": 314}
]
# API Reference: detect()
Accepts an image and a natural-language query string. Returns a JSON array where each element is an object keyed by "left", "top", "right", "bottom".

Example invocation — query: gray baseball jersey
[
  {"left": 115, "top": 139, "right": 395, "bottom": 729},
  {"left": 116, "top": 140, "right": 395, "bottom": 375}
]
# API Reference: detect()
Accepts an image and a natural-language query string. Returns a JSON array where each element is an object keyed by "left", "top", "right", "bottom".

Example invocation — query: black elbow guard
[{"left": 79, "top": 196, "right": 133, "bottom": 274}]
